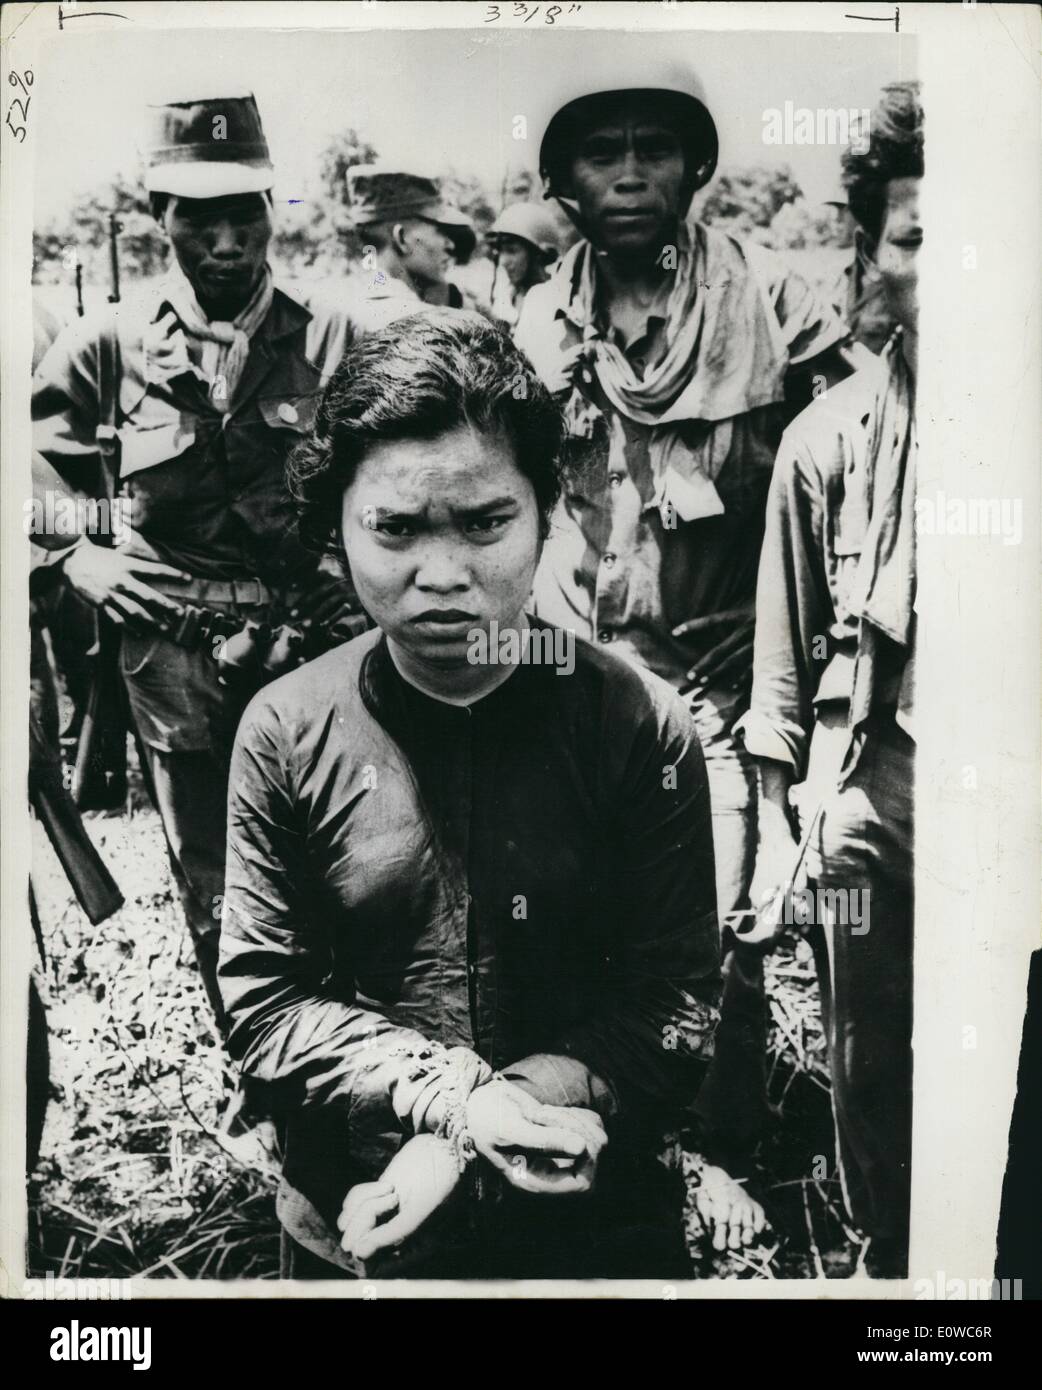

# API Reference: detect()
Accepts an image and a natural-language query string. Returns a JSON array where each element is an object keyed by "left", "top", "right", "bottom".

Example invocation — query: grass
[
  {"left": 693, "top": 939, "right": 868, "bottom": 1278},
  {"left": 28, "top": 775, "right": 861, "bottom": 1282},
  {"left": 29, "top": 779, "right": 280, "bottom": 1282}
]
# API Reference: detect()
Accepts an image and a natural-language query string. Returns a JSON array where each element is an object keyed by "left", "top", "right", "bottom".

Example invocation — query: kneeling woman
[{"left": 218, "top": 310, "right": 721, "bottom": 1279}]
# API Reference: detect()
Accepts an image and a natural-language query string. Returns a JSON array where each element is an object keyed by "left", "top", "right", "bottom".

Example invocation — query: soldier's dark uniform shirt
[
  {"left": 31, "top": 278, "right": 351, "bottom": 581},
  {"left": 219, "top": 625, "right": 722, "bottom": 1256},
  {"left": 29, "top": 277, "right": 355, "bottom": 1028}
]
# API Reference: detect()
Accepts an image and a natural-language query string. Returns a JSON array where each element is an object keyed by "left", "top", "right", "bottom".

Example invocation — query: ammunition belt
[
  {"left": 161, "top": 603, "right": 251, "bottom": 653},
  {"left": 147, "top": 576, "right": 276, "bottom": 654},
  {"left": 145, "top": 576, "right": 372, "bottom": 668}
]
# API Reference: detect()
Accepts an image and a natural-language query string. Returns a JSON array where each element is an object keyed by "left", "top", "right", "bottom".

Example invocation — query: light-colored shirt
[
  {"left": 515, "top": 225, "right": 850, "bottom": 727},
  {"left": 735, "top": 350, "right": 913, "bottom": 777}
]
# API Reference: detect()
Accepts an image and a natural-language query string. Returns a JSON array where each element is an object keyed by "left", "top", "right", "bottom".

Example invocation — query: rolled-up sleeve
[
  {"left": 509, "top": 683, "right": 721, "bottom": 1121},
  {"left": 219, "top": 696, "right": 482, "bottom": 1137},
  {"left": 31, "top": 317, "right": 109, "bottom": 559}
]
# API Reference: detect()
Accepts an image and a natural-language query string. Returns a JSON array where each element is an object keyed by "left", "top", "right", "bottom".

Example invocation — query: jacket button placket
[{"left": 594, "top": 446, "right": 640, "bottom": 648}]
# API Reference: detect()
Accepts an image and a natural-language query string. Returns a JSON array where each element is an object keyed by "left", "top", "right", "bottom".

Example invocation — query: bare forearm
[{"left": 758, "top": 759, "right": 796, "bottom": 834}]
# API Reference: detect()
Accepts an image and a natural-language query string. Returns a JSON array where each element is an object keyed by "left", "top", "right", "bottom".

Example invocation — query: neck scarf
[
  {"left": 849, "top": 333, "right": 917, "bottom": 646},
  {"left": 562, "top": 221, "right": 789, "bottom": 427},
  {"left": 844, "top": 332, "right": 918, "bottom": 765},
  {"left": 160, "top": 263, "right": 275, "bottom": 413}
]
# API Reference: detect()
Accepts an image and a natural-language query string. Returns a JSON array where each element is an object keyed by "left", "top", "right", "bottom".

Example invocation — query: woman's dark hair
[
  {"left": 288, "top": 308, "right": 565, "bottom": 558},
  {"left": 842, "top": 81, "right": 924, "bottom": 244}
]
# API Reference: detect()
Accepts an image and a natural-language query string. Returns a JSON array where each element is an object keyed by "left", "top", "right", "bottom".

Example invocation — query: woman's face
[{"left": 341, "top": 425, "right": 542, "bottom": 683}]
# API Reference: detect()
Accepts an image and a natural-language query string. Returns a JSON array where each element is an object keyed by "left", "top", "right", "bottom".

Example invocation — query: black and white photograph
[{"left": 2, "top": 0, "right": 1039, "bottom": 1324}]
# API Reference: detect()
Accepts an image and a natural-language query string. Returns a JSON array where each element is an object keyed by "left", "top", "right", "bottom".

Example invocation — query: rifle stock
[
  {"left": 71, "top": 615, "right": 129, "bottom": 811},
  {"left": 30, "top": 708, "right": 123, "bottom": 926}
]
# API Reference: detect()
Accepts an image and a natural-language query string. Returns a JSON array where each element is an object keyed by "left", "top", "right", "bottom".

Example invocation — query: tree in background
[
  {"left": 33, "top": 171, "right": 168, "bottom": 291},
  {"left": 32, "top": 148, "right": 846, "bottom": 305},
  {"left": 768, "top": 197, "right": 853, "bottom": 252},
  {"left": 307, "top": 127, "right": 381, "bottom": 265},
  {"left": 694, "top": 163, "right": 802, "bottom": 244},
  {"left": 439, "top": 171, "right": 496, "bottom": 237}
]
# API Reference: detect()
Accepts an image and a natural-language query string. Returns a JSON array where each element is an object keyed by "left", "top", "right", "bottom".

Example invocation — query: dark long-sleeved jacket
[{"left": 219, "top": 624, "right": 721, "bottom": 1224}]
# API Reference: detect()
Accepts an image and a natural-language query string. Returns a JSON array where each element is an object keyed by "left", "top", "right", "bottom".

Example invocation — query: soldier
[
  {"left": 736, "top": 81, "right": 923, "bottom": 1274},
  {"left": 514, "top": 60, "right": 857, "bottom": 1247},
  {"left": 342, "top": 166, "right": 476, "bottom": 334},
  {"left": 31, "top": 91, "right": 361, "bottom": 1049},
  {"left": 486, "top": 202, "right": 564, "bottom": 327},
  {"left": 819, "top": 180, "right": 897, "bottom": 355}
]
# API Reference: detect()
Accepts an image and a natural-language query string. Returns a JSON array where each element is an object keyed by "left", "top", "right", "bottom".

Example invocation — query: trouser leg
[
  {"left": 120, "top": 620, "right": 252, "bottom": 1037},
  {"left": 813, "top": 721, "right": 914, "bottom": 1250},
  {"left": 134, "top": 741, "right": 230, "bottom": 1032},
  {"left": 691, "top": 726, "right": 768, "bottom": 1169}
]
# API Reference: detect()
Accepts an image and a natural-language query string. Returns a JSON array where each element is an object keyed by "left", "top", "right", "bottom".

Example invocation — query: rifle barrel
[{"left": 107, "top": 213, "right": 121, "bottom": 305}]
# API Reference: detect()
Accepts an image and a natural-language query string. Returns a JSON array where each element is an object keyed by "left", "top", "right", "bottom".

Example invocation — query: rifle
[
  {"left": 70, "top": 614, "right": 130, "bottom": 810},
  {"left": 69, "top": 279, "right": 130, "bottom": 811},
  {"left": 107, "top": 212, "right": 122, "bottom": 305},
  {"left": 30, "top": 693, "right": 123, "bottom": 927}
]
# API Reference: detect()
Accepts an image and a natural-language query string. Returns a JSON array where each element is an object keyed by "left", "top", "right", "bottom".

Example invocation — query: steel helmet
[
  {"left": 537, "top": 59, "right": 718, "bottom": 216},
  {"left": 487, "top": 203, "right": 563, "bottom": 262}
]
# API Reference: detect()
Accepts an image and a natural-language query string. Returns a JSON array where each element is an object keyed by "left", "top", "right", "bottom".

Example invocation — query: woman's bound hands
[
  {"left": 465, "top": 1077, "right": 607, "bottom": 1195},
  {"left": 338, "top": 1133, "right": 461, "bottom": 1264}
]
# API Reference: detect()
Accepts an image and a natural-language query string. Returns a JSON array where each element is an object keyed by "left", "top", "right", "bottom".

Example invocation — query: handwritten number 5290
[{"left": 6, "top": 69, "right": 34, "bottom": 144}]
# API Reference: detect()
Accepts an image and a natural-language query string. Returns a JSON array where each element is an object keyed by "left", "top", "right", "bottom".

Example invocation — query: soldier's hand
[
  {"left": 543, "top": 342, "right": 587, "bottom": 397},
  {"left": 289, "top": 575, "right": 360, "bottom": 636},
  {"left": 62, "top": 543, "right": 190, "bottom": 629},
  {"left": 674, "top": 603, "right": 756, "bottom": 693}
]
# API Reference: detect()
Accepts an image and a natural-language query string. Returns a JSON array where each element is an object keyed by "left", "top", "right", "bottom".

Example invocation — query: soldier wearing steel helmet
[
  {"left": 31, "top": 93, "right": 362, "bottom": 1062},
  {"left": 515, "top": 60, "right": 858, "bottom": 1251},
  {"left": 487, "top": 202, "right": 566, "bottom": 326}
]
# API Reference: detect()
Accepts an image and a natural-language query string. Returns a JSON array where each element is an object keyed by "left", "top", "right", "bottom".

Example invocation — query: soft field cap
[
  {"left": 143, "top": 91, "right": 274, "bottom": 199},
  {"left": 346, "top": 165, "right": 476, "bottom": 261}
]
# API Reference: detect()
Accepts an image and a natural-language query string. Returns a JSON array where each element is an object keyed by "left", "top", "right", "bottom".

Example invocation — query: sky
[{"left": 32, "top": 22, "right": 915, "bottom": 223}]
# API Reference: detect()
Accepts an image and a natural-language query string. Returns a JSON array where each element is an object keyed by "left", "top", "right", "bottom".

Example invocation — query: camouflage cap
[{"left": 143, "top": 91, "right": 274, "bottom": 199}]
